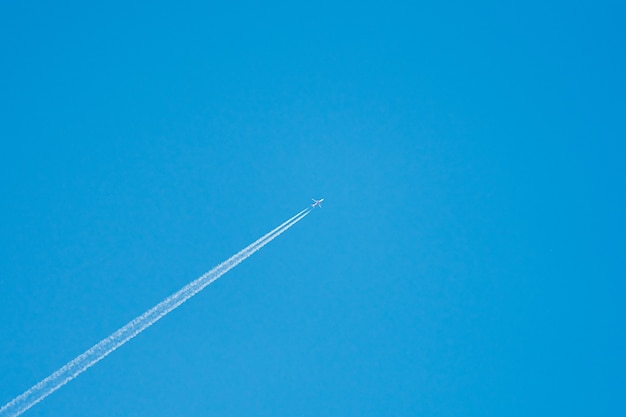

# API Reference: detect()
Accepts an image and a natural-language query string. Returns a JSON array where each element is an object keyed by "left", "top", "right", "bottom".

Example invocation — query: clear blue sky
[{"left": 1, "top": 1, "right": 624, "bottom": 416}]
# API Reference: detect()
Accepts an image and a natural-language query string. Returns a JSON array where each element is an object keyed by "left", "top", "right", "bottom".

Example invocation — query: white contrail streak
[{"left": 0, "top": 208, "right": 311, "bottom": 417}]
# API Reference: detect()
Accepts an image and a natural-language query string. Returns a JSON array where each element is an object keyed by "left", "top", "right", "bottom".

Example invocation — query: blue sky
[{"left": 1, "top": 1, "right": 624, "bottom": 416}]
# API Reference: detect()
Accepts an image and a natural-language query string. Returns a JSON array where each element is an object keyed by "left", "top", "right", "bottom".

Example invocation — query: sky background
[{"left": 1, "top": 1, "right": 625, "bottom": 416}]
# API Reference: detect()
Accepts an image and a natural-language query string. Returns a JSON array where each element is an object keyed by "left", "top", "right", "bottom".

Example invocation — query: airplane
[{"left": 311, "top": 198, "right": 324, "bottom": 208}]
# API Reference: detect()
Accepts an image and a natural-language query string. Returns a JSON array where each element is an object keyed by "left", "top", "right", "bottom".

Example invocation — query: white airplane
[{"left": 311, "top": 198, "right": 324, "bottom": 208}]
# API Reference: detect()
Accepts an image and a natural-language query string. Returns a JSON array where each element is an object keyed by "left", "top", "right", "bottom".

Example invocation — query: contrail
[{"left": 0, "top": 208, "right": 311, "bottom": 417}]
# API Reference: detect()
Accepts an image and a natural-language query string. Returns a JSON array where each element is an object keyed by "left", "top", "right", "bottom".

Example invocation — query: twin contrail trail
[{"left": 0, "top": 208, "right": 311, "bottom": 417}]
